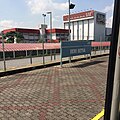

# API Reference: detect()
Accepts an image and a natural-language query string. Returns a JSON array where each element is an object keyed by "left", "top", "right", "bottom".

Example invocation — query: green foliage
[
  {"left": 4, "top": 31, "right": 24, "bottom": 43},
  {"left": 38, "top": 39, "right": 43, "bottom": 43},
  {"left": 38, "top": 37, "right": 45, "bottom": 43}
]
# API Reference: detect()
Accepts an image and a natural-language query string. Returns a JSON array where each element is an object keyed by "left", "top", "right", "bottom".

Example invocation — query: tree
[{"left": 4, "top": 31, "right": 24, "bottom": 43}]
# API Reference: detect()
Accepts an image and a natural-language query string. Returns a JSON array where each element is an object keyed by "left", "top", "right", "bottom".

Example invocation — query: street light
[
  {"left": 68, "top": 0, "right": 75, "bottom": 41},
  {"left": 41, "top": 13, "right": 46, "bottom": 65},
  {"left": 68, "top": 0, "right": 75, "bottom": 63},
  {"left": 47, "top": 11, "right": 52, "bottom": 61},
  {"left": 42, "top": 14, "right": 46, "bottom": 25}
]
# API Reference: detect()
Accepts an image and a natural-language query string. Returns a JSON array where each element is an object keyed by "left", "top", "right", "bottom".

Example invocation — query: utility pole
[
  {"left": 42, "top": 14, "right": 46, "bottom": 65},
  {"left": 68, "top": 0, "right": 75, "bottom": 41},
  {"left": 68, "top": 0, "right": 71, "bottom": 41},
  {"left": 68, "top": 0, "right": 75, "bottom": 62},
  {"left": 47, "top": 12, "right": 52, "bottom": 61}
]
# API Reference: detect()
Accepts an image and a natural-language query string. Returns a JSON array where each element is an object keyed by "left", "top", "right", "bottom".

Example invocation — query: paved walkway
[{"left": 0, "top": 56, "right": 108, "bottom": 120}]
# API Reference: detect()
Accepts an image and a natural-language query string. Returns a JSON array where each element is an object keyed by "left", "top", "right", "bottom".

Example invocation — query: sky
[{"left": 0, "top": 0, "right": 114, "bottom": 31}]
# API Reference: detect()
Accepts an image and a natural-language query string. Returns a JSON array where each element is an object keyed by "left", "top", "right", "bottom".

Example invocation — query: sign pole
[
  {"left": 30, "top": 51, "right": 32, "bottom": 64},
  {"left": 90, "top": 53, "right": 91, "bottom": 61},
  {"left": 68, "top": 0, "right": 71, "bottom": 63},
  {"left": 60, "top": 40, "right": 62, "bottom": 67}
]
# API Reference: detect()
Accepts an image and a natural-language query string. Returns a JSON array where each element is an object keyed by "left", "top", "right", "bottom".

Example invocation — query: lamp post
[
  {"left": 68, "top": 0, "right": 71, "bottom": 41},
  {"left": 42, "top": 14, "right": 46, "bottom": 25},
  {"left": 68, "top": 0, "right": 75, "bottom": 41},
  {"left": 47, "top": 11, "right": 52, "bottom": 61},
  {"left": 42, "top": 13, "right": 46, "bottom": 65},
  {"left": 68, "top": 0, "right": 75, "bottom": 62}
]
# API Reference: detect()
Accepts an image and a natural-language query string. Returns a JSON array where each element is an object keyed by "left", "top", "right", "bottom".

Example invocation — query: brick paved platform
[{"left": 0, "top": 56, "right": 108, "bottom": 120}]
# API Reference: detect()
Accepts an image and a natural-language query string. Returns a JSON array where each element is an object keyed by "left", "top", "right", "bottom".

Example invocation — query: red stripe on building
[{"left": 63, "top": 10, "right": 94, "bottom": 21}]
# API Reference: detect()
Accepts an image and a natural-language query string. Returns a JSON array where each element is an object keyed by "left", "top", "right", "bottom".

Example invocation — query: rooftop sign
[{"left": 63, "top": 10, "right": 94, "bottom": 21}]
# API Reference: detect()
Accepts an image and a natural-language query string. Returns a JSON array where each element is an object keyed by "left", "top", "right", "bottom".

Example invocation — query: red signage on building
[{"left": 63, "top": 10, "right": 94, "bottom": 21}]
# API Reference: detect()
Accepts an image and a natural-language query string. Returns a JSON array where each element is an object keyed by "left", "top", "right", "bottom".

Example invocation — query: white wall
[
  {"left": 52, "top": 33, "right": 56, "bottom": 40},
  {"left": 74, "top": 22, "right": 78, "bottom": 40},
  {"left": 65, "top": 22, "right": 73, "bottom": 40},
  {"left": 63, "top": 11, "right": 106, "bottom": 42},
  {"left": 83, "top": 20, "right": 88, "bottom": 40},
  {"left": 79, "top": 21, "right": 82, "bottom": 40},
  {"left": 70, "top": 22, "right": 73, "bottom": 40},
  {"left": 89, "top": 19, "right": 94, "bottom": 40},
  {"left": 64, "top": 23, "right": 69, "bottom": 29}
]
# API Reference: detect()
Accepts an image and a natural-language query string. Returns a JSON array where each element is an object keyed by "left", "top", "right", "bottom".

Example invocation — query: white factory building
[{"left": 63, "top": 10, "right": 106, "bottom": 41}]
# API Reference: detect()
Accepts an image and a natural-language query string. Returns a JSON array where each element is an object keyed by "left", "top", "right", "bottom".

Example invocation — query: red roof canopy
[
  {"left": 0, "top": 42, "right": 110, "bottom": 52},
  {"left": 0, "top": 43, "right": 60, "bottom": 52},
  {"left": 2, "top": 28, "right": 39, "bottom": 34}
]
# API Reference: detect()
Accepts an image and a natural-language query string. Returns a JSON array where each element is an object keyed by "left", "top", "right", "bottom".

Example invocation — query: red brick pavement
[{"left": 0, "top": 56, "right": 108, "bottom": 120}]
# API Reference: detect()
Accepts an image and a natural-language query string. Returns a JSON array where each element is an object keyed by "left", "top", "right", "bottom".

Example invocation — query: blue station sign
[{"left": 61, "top": 40, "right": 91, "bottom": 58}]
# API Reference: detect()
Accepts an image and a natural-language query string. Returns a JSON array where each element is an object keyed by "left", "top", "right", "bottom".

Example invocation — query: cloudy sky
[{"left": 0, "top": 0, "right": 114, "bottom": 31}]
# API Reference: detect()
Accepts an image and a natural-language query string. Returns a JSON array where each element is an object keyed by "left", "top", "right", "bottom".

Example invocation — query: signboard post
[
  {"left": 60, "top": 40, "right": 63, "bottom": 67},
  {"left": 40, "top": 24, "right": 47, "bottom": 65},
  {"left": 60, "top": 40, "right": 91, "bottom": 66}
]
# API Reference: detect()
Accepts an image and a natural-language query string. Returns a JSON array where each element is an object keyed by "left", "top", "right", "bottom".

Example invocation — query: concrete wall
[
  {"left": 94, "top": 11, "right": 106, "bottom": 41},
  {"left": 64, "top": 18, "right": 94, "bottom": 41},
  {"left": 105, "top": 27, "right": 112, "bottom": 36}
]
